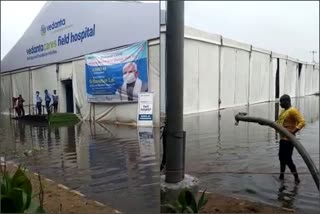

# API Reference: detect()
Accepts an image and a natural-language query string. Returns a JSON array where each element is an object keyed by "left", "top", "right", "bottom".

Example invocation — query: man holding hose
[{"left": 277, "top": 94, "right": 305, "bottom": 184}]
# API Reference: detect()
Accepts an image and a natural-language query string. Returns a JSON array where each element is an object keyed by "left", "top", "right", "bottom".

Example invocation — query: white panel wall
[
  {"left": 279, "top": 59, "right": 287, "bottom": 97},
  {"left": 12, "top": 71, "right": 31, "bottom": 114},
  {"left": 198, "top": 41, "right": 219, "bottom": 111},
  {"left": 234, "top": 49, "right": 250, "bottom": 106},
  {"left": 31, "top": 65, "right": 58, "bottom": 108},
  {"left": 284, "top": 61, "right": 298, "bottom": 97},
  {"left": 297, "top": 64, "right": 306, "bottom": 97},
  {"left": 0, "top": 74, "right": 12, "bottom": 114},
  {"left": 249, "top": 51, "right": 270, "bottom": 104},
  {"left": 315, "top": 67, "right": 319, "bottom": 94},
  {"left": 305, "top": 64, "right": 313, "bottom": 95},
  {"left": 184, "top": 39, "right": 200, "bottom": 114},
  {"left": 220, "top": 47, "right": 236, "bottom": 108},
  {"left": 270, "top": 58, "right": 278, "bottom": 101}
]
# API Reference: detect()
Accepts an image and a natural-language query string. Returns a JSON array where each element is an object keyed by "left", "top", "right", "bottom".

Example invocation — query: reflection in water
[
  {"left": 0, "top": 118, "right": 159, "bottom": 213},
  {"left": 184, "top": 96, "right": 319, "bottom": 213},
  {"left": 278, "top": 183, "right": 298, "bottom": 210}
]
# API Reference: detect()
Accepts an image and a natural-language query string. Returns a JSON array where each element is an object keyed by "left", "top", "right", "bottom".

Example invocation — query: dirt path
[
  {"left": 201, "top": 192, "right": 295, "bottom": 213},
  {"left": 4, "top": 163, "right": 121, "bottom": 214}
]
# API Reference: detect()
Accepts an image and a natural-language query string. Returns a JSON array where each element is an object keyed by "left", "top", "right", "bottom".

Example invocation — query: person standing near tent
[
  {"left": 12, "top": 97, "right": 20, "bottom": 117},
  {"left": 44, "top": 89, "right": 51, "bottom": 114},
  {"left": 52, "top": 90, "right": 59, "bottom": 113},
  {"left": 36, "top": 91, "right": 42, "bottom": 115},
  {"left": 276, "top": 94, "right": 305, "bottom": 184},
  {"left": 17, "top": 94, "right": 25, "bottom": 117}
]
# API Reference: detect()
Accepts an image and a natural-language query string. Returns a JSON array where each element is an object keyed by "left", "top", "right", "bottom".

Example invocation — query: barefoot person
[
  {"left": 17, "top": 94, "right": 25, "bottom": 117},
  {"left": 52, "top": 90, "right": 59, "bottom": 113},
  {"left": 36, "top": 91, "right": 42, "bottom": 115},
  {"left": 276, "top": 94, "right": 305, "bottom": 184}
]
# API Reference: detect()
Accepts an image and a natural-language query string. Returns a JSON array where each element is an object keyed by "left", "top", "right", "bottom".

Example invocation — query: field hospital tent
[
  {"left": 0, "top": 1, "right": 160, "bottom": 126},
  {"left": 160, "top": 24, "right": 319, "bottom": 115}
]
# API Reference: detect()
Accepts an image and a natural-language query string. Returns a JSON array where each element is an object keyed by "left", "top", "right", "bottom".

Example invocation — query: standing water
[
  {"left": 0, "top": 118, "right": 160, "bottom": 213},
  {"left": 184, "top": 95, "right": 319, "bottom": 213}
]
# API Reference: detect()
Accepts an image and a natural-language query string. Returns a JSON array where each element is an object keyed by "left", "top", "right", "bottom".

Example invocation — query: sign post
[{"left": 137, "top": 92, "right": 153, "bottom": 127}]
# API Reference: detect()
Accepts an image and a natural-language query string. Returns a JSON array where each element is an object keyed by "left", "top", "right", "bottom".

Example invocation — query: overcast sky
[{"left": 1, "top": 1, "right": 319, "bottom": 62}]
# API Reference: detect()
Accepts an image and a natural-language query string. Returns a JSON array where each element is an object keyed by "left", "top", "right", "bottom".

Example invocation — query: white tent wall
[
  {"left": 220, "top": 47, "right": 236, "bottom": 108},
  {"left": 31, "top": 65, "right": 58, "bottom": 110},
  {"left": 311, "top": 65, "right": 319, "bottom": 94},
  {"left": 234, "top": 49, "right": 250, "bottom": 106},
  {"left": 0, "top": 74, "right": 12, "bottom": 114},
  {"left": 249, "top": 51, "right": 271, "bottom": 104},
  {"left": 279, "top": 59, "right": 287, "bottom": 97},
  {"left": 304, "top": 64, "right": 313, "bottom": 95},
  {"left": 198, "top": 41, "right": 220, "bottom": 112},
  {"left": 270, "top": 58, "right": 278, "bottom": 101},
  {"left": 284, "top": 60, "right": 298, "bottom": 97},
  {"left": 315, "top": 66, "right": 320, "bottom": 94},
  {"left": 72, "top": 59, "right": 90, "bottom": 119},
  {"left": 297, "top": 64, "right": 306, "bottom": 97},
  {"left": 12, "top": 71, "right": 32, "bottom": 114},
  {"left": 183, "top": 39, "right": 200, "bottom": 114}
]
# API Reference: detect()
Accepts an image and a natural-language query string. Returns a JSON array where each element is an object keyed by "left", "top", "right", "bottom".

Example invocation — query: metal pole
[{"left": 165, "top": 0, "right": 185, "bottom": 183}]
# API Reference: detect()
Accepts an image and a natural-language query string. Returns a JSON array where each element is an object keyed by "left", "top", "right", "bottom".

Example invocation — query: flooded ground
[
  {"left": 1, "top": 95, "right": 319, "bottom": 213},
  {"left": 0, "top": 118, "right": 160, "bottom": 213},
  {"left": 184, "top": 95, "right": 319, "bottom": 213}
]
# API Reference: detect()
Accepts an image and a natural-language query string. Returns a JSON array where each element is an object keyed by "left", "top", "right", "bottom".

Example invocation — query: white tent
[
  {"left": 1, "top": 1, "right": 160, "bottom": 126},
  {"left": 160, "top": 25, "right": 319, "bottom": 116}
]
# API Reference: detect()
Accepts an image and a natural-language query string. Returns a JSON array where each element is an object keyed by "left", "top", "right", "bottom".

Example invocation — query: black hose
[{"left": 235, "top": 112, "right": 319, "bottom": 190}]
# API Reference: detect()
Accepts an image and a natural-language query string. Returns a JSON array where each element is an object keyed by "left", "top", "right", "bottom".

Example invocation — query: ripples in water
[
  {"left": 0, "top": 119, "right": 160, "bottom": 213},
  {"left": 184, "top": 96, "right": 319, "bottom": 213}
]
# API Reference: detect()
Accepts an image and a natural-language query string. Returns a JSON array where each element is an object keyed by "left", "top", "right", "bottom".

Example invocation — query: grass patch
[{"left": 48, "top": 113, "right": 80, "bottom": 125}]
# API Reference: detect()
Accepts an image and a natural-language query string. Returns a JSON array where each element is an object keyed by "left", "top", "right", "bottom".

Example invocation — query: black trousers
[
  {"left": 45, "top": 101, "right": 51, "bottom": 114},
  {"left": 53, "top": 102, "right": 58, "bottom": 113},
  {"left": 279, "top": 139, "right": 298, "bottom": 176},
  {"left": 37, "top": 102, "right": 42, "bottom": 115}
]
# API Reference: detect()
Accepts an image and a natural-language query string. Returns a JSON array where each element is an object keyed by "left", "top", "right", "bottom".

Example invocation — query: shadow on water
[
  {"left": 0, "top": 116, "right": 160, "bottom": 213},
  {"left": 184, "top": 96, "right": 319, "bottom": 213}
]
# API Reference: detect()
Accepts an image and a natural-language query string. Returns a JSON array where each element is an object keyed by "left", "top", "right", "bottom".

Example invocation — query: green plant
[
  {"left": 163, "top": 189, "right": 209, "bottom": 213},
  {"left": 0, "top": 165, "right": 45, "bottom": 213}
]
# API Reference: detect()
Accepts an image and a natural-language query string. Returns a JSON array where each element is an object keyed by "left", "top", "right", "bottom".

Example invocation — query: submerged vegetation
[{"left": 48, "top": 113, "right": 80, "bottom": 125}]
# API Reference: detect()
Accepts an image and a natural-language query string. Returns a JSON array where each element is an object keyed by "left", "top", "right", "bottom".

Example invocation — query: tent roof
[{"left": 1, "top": 1, "right": 159, "bottom": 73}]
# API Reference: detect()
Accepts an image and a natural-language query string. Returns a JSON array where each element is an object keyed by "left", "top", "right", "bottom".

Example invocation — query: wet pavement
[
  {"left": 0, "top": 118, "right": 160, "bottom": 213},
  {"left": 184, "top": 95, "right": 319, "bottom": 213}
]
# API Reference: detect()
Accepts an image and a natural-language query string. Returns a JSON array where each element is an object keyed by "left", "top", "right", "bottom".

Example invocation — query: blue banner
[{"left": 85, "top": 41, "right": 148, "bottom": 102}]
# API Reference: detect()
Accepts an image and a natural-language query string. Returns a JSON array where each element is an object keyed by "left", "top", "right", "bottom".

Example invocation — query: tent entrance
[{"left": 62, "top": 80, "right": 74, "bottom": 113}]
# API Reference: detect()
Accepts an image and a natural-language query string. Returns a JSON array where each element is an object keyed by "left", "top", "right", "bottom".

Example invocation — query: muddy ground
[
  {"left": 3, "top": 163, "right": 120, "bottom": 214},
  {"left": 3, "top": 163, "right": 295, "bottom": 213},
  {"left": 201, "top": 192, "right": 295, "bottom": 213}
]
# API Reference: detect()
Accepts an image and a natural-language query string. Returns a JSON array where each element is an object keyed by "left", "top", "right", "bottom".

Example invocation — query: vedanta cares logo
[
  {"left": 41, "top": 25, "right": 46, "bottom": 36},
  {"left": 41, "top": 18, "right": 66, "bottom": 36}
]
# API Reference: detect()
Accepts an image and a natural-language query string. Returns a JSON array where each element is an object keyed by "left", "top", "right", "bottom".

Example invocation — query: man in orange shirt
[{"left": 277, "top": 94, "right": 305, "bottom": 184}]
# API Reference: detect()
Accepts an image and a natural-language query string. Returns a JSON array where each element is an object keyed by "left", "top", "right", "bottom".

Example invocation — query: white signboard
[{"left": 137, "top": 92, "right": 153, "bottom": 127}]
